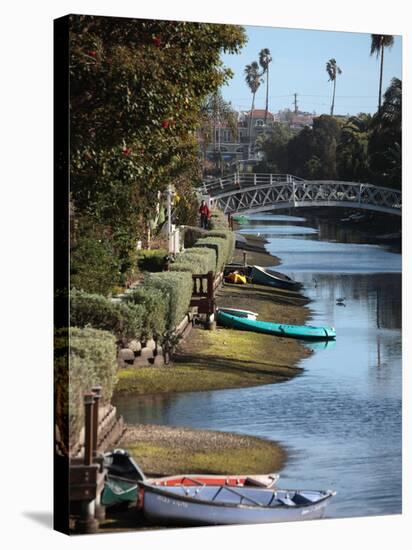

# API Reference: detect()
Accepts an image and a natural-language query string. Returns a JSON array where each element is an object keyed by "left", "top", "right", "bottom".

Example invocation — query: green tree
[
  {"left": 244, "top": 61, "right": 262, "bottom": 148},
  {"left": 312, "top": 115, "right": 342, "bottom": 178},
  {"left": 258, "top": 48, "right": 272, "bottom": 124},
  {"left": 370, "top": 34, "right": 395, "bottom": 112},
  {"left": 69, "top": 15, "right": 246, "bottom": 292},
  {"left": 255, "top": 122, "right": 293, "bottom": 172},
  {"left": 326, "top": 58, "right": 342, "bottom": 116},
  {"left": 368, "top": 78, "right": 401, "bottom": 187},
  {"left": 337, "top": 114, "right": 371, "bottom": 181}
]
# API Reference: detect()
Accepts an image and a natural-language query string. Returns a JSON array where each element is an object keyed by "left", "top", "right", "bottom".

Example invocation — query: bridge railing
[
  {"left": 209, "top": 179, "right": 401, "bottom": 216},
  {"left": 201, "top": 173, "right": 304, "bottom": 194}
]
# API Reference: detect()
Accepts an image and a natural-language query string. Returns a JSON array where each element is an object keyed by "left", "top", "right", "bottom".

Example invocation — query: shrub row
[
  {"left": 209, "top": 209, "right": 230, "bottom": 230},
  {"left": 124, "top": 286, "right": 167, "bottom": 340},
  {"left": 208, "top": 230, "right": 236, "bottom": 262},
  {"left": 194, "top": 236, "right": 231, "bottom": 274},
  {"left": 169, "top": 246, "right": 217, "bottom": 275},
  {"left": 137, "top": 248, "right": 168, "bottom": 272},
  {"left": 55, "top": 327, "right": 118, "bottom": 447},
  {"left": 145, "top": 271, "right": 193, "bottom": 331},
  {"left": 70, "top": 288, "right": 144, "bottom": 343}
]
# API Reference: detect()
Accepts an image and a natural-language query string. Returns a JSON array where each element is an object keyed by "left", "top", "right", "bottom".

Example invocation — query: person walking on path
[{"left": 199, "top": 200, "right": 211, "bottom": 229}]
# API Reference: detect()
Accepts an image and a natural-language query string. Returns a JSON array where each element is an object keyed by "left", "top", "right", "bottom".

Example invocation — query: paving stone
[
  {"left": 118, "top": 348, "right": 135, "bottom": 361},
  {"left": 144, "top": 338, "right": 156, "bottom": 350},
  {"left": 127, "top": 339, "right": 142, "bottom": 354},
  {"left": 133, "top": 356, "right": 151, "bottom": 367},
  {"left": 140, "top": 347, "right": 154, "bottom": 360}
]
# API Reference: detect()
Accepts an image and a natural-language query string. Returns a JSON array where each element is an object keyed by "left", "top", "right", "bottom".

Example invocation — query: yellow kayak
[{"left": 225, "top": 272, "right": 247, "bottom": 285}]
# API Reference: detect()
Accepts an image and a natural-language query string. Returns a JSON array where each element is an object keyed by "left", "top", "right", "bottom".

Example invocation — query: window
[{"left": 255, "top": 119, "right": 264, "bottom": 127}]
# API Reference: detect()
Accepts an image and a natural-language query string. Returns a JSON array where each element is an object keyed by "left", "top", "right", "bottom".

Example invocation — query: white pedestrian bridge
[{"left": 202, "top": 173, "right": 401, "bottom": 216}]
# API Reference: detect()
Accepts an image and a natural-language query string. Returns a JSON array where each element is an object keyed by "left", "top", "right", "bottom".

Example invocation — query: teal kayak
[{"left": 217, "top": 310, "right": 336, "bottom": 340}]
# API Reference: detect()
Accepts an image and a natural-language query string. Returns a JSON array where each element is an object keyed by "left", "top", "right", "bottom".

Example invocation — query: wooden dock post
[
  {"left": 206, "top": 271, "right": 216, "bottom": 329},
  {"left": 73, "top": 393, "right": 99, "bottom": 534},
  {"left": 91, "top": 387, "right": 106, "bottom": 521}
]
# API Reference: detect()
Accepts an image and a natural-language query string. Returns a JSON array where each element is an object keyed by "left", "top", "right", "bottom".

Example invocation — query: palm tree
[
  {"left": 379, "top": 77, "right": 401, "bottom": 126},
  {"left": 258, "top": 48, "right": 272, "bottom": 124},
  {"left": 326, "top": 58, "right": 342, "bottom": 116},
  {"left": 244, "top": 61, "right": 262, "bottom": 157},
  {"left": 370, "top": 34, "right": 395, "bottom": 112}
]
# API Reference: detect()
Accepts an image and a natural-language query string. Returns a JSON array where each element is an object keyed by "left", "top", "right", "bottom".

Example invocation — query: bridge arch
[{"left": 203, "top": 174, "right": 401, "bottom": 217}]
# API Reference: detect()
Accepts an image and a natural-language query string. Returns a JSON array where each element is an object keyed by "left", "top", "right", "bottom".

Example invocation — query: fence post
[
  {"left": 206, "top": 271, "right": 216, "bottom": 330},
  {"left": 359, "top": 184, "right": 363, "bottom": 207},
  {"left": 75, "top": 393, "right": 99, "bottom": 534},
  {"left": 91, "top": 387, "right": 101, "bottom": 457},
  {"left": 83, "top": 393, "right": 95, "bottom": 466},
  {"left": 254, "top": 173, "right": 257, "bottom": 186}
]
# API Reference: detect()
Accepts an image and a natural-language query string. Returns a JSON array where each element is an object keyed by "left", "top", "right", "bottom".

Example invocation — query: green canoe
[
  {"left": 232, "top": 215, "right": 249, "bottom": 224},
  {"left": 101, "top": 476, "right": 138, "bottom": 507},
  {"left": 217, "top": 310, "right": 336, "bottom": 340}
]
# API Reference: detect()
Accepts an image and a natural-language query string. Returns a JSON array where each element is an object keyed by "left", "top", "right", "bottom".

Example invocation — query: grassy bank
[
  {"left": 120, "top": 424, "right": 286, "bottom": 477},
  {"left": 115, "top": 235, "right": 311, "bottom": 396}
]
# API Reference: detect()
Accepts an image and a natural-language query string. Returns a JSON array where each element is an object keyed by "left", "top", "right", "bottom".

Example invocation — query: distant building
[{"left": 204, "top": 109, "right": 277, "bottom": 166}]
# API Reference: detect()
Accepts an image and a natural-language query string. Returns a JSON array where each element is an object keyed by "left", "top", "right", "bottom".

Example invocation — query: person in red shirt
[{"left": 199, "top": 200, "right": 211, "bottom": 229}]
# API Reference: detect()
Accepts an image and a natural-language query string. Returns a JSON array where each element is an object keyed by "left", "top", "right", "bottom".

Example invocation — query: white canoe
[{"left": 138, "top": 482, "right": 336, "bottom": 526}]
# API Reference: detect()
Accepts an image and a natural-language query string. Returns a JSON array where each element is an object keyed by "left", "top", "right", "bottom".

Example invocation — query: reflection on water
[{"left": 115, "top": 212, "right": 402, "bottom": 519}]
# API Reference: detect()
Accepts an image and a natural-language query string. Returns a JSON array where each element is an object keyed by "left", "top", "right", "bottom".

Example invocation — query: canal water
[{"left": 115, "top": 212, "right": 402, "bottom": 520}]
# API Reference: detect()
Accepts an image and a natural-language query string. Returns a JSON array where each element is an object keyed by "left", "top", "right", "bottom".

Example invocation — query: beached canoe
[
  {"left": 101, "top": 476, "right": 139, "bottom": 507},
  {"left": 102, "top": 449, "right": 279, "bottom": 507},
  {"left": 138, "top": 481, "right": 335, "bottom": 526},
  {"left": 217, "top": 310, "right": 336, "bottom": 340},
  {"left": 251, "top": 265, "right": 301, "bottom": 291}
]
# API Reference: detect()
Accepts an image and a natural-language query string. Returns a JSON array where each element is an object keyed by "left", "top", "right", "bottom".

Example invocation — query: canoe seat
[
  {"left": 244, "top": 475, "right": 276, "bottom": 487},
  {"left": 277, "top": 495, "right": 296, "bottom": 507},
  {"left": 291, "top": 492, "right": 314, "bottom": 505}
]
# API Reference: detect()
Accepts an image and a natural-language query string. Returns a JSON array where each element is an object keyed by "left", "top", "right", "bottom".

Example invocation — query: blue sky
[{"left": 220, "top": 26, "right": 402, "bottom": 116}]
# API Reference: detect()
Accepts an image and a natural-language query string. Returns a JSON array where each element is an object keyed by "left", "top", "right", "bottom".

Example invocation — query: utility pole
[
  {"left": 166, "top": 184, "right": 174, "bottom": 254},
  {"left": 293, "top": 93, "right": 299, "bottom": 114}
]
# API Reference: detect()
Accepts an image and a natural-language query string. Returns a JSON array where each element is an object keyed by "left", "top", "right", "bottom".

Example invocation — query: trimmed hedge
[
  {"left": 170, "top": 247, "right": 216, "bottom": 275},
  {"left": 183, "top": 226, "right": 207, "bottom": 248},
  {"left": 137, "top": 249, "right": 168, "bottom": 272},
  {"left": 209, "top": 209, "right": 230, "bottom": 230},
  {"left": 194, "top": 236, "right": 230, "bottom": 274},
  {"left": 125, "top": 286, "right": 167, "bottom": 342},
  {"left": 70, "top": 289, "right": 144, "bottom": 343},
  {"left": 145, "top": 271, "right": 193, "bottom": 330},
  {"left": 55, "top": 327, "right": 118, "bottom": 447},
  {"left": 208, "top": 230, "right": 236, "bottom": 262}
]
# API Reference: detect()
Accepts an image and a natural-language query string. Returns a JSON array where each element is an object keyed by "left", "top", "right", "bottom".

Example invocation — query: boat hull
[
  {"left": 217, "top": 310, "right": 336, "bottom": 340},
  {"left": 101, "top": 476, "right": 138, "bottom": 507},
  {"left": 217, "top": 307, "right": 258, "bottom": 320},
  {"left": 251, "top": 265, "right": 300, "bottom": 290},
  {"left": 140, "top": 484, "right": 334, "bottom": 526}
]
